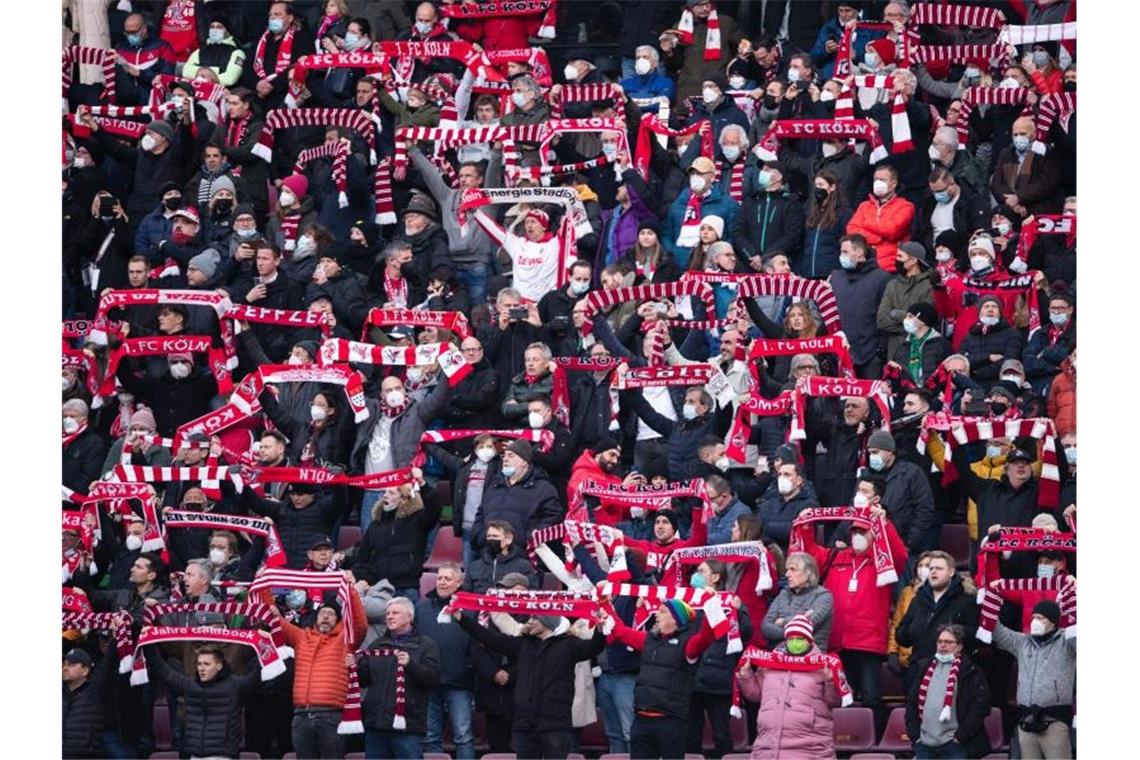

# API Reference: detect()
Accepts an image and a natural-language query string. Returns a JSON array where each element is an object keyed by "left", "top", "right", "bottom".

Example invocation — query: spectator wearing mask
[
  {"left": 416, "top": 564, "right": 477, "bottom": 760},
  {"left": 763, "top": 553, "right": 834, "bottom": 651},
  {"left": 463, "top": 521, "right": 538, "bottom": 593},
  {"left": 704, "top": 475, "right": 753, "bottom": 545},
  {"left": 624, "top": 384, "right": 733, "bottom": 483},
  {"left": 685, "top": 74, "right": 750, "bottom": 145},
  {"left": 992, "top": 601, "right": 1075, "bottom": 759},
  {"left": 661, "top": 157, "right": 741, "bottom": 270},
  {"left": 811, "top": 3, "right": 872, "bottom": 81},
  {"left": 620, "top": 45, "right": 675, "bottom": 114},
  {"left": 62, "top": 646, "right": 119, "bottom": 760},
  {"left": 659, "top": 0, "right": 743, "bottom": 105},
  {"left": 114, "top": 14, "right": 176, "bottom": 106},
  {"left": 183, "top": 16, "right": 246, "bottom": 86},
  {"left": 799, "top": 169, "right": 855, "bottom": 279},
  {"left": 757, "top": 460, "right": 821, "bottom": 548},
  {"left": 733, "top": 162, "right": 805, "bottom": 266},
  {"left": 219, "top": 89, "right": 270, "bottom": 219},
  {"left": 829, "top": 234, "right": 893, "bottom": 378},
  {"left": 1023, "top": 291, "right": 1076, "bottom": 394},
  {"left": 469, "top": 439, "right": 563, "bottom": 549},
  {"left": 904, "top": 624, "right": 993, "bottom": 759},
  {"left": 353, "top": 478, "right": 443, "bottom": 603},
  {"left": 887, "top": 551, "right": 935, "bottom": 678},
  {"left": 990, "top": 117, "right": 1063, "bottom": 218},
  {"left": 877, "top": 242, "right": 936, "bottom": 359},
  {"left": 960, "top": 297, "right": 1026, "bottom": 384},
  {"left": 847, "top": 164, "right": 916, "bottom": 273},
  {"left": 251, "top": 3, "right": 316, "bottom": 109},
  {"left": 865, "top": 430, "right": 937, "bottom": 554},
  {"left": 887, "top": 302, "right": 951, "bottom": 387},
  {"left": 913, "top": 166, "right": 990, "bottom": 256}
]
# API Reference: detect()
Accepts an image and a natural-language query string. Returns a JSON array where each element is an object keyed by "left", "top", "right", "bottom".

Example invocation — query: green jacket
[
  {"left": 876, "top": 269, "right": 936, "bottom": 359},
  {"left": 379, "top": 90, "right": 441, "bottom": 128}
]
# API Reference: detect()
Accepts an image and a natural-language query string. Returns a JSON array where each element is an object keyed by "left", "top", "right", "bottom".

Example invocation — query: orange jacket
[
  {"left": 263, "top": 588, "right": 367, "bottom": 708},
  {"left": 1046, "top": 361, "right": 1076, "bottom": 436},
  {"left": 846, "top": 194, "right": 915, "bottom": 272}
]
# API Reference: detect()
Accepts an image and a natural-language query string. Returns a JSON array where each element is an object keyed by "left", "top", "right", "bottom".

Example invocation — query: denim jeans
[
  {"left": 595, "top": 673, "right": 636, "bottom": 753},
  {"left": 360, "top": 489, "right": 382, "bottom": 534},
  {"left": 364, "top": 727, "right": 424, "bottom": 759},
  {"left": 424, "top": 687, "right": 476, "bottom": 759},
  {"left": 100, "top": 729, "right": 135, "bottom": 759},
  {"left": 292, "top": 709, "right": 344, "bottom": 759},
  {"left": 914, "top": 740, "right": 969, "bottom": 758},
  {"left": 455, "top": 263, "right": 490, "bottom": 309}
]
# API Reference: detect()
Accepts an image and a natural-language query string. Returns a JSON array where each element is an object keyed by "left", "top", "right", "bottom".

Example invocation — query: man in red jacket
[
  {"left": 567, "top": 437, "right": 649, "bottom": 525},
  {"left": 791, "top": 474, "right": 908, "bottom": 731},
  {"left": 847, "top": 164, "right": 916, "bottom": 272}
]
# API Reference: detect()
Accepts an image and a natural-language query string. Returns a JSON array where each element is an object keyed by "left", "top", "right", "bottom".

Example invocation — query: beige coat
[{"left": 63, "top": 0, "right": 112, "bottom": 85}]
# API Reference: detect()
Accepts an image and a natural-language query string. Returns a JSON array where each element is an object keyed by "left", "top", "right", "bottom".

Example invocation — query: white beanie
[{"left": 969, "top": 235, "right": 995, "bottom": 258}]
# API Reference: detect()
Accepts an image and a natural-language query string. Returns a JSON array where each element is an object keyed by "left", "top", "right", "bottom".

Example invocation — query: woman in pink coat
[{"left": 736, "top": 615, "right": 841, "bottom": 759}]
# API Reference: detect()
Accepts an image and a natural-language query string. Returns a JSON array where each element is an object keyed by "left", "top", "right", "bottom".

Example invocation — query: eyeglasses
[{"left": 461, "top": 346, "right": 482, "bottom": 353}]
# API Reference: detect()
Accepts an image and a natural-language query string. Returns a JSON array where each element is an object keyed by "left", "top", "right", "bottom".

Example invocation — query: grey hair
[
  {"left": 388, "top": 596, "right": 416, "bottom": 620},
  {"left": 62, "top": 398, "right": 90, "bottom": 417},
  {"left": 932, "top": 125, "right": 959, "bottom": 150},
  {"left": 383, "top": 240, "right": 412, "bottom": 261},
  {"left": 437, "top": 561, "right": 464, "bottom": 577},
  {"left": 635, "top": 45, "right": 660, "bottom": 67},
  {"left": 513, "top": 75, "right": 540, "bottom": 97},
  {"left": 496, "top": 287, "right": 522, "bottom": 307},
  {"left": 718, "top": 123, "right": 750, "bottom": 151},
  {"left": 944, "top": 353, "right": 971, "bottom": 372},
  {"left": 786, "top": 552, "right": 820, "bottom": 586},
  {"left": 525, "top": 342, "right": 553, "bottom": 362},
  {"left": 707, "top": 241, "right": 735, "bottom": 259},
  {"left": 790, "top": 353, "right": 821, "bottom": 370},
  {"left": 186, "top": 558, "right": 216, "bottom": 583}
]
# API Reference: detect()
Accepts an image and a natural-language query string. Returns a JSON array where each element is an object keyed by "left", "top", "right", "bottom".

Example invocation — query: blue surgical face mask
[
  {"left": 268, "top": 18, "right": 286, "bottom": 34},
  {"left": 986, "top": 444, "right": 1004, "bottom": 460},
  {"left": 934, "top": 652, "right": 955, "bottom": 664},
  {"left": 1050, "top": 311, "right": 1070, "bottom": 327},
  {"left": 285, "top": 589, "right": 307, "bottom": 610},
  {"left": 501, "top": 465, "right": 516, "bottom": 478},
  {"left": 570, "top": 280, "right": 589, "bottom": 296},
  {"left": 512, "top": 91, "right": 528, "bottom": 108},
  {"left": 208, "top": 28, "right": 226, "bottom": 44},
  {"left": 839, "top": 254, "right": 855, "bottom": 270},
  {"left": 1032, "top": 51, "right": 1049, "bottom": 68},
  {"left": 344, "top": 32, "right": 361, "bottom": 49},
  {"left": 689, "top": 572, "right": 708, "bottom": 589},
  {"left": 415, "top": 21, "right": 433, "bottom": 34},
  {"left": 868, "top": 453, "right": 885, "bottom": 472},
  {"left": 1012, "top": 135, "right": 1031, "bottom": 153},
  {"left": 1037, "top": 564, "right": 1056, "bottom": 579},
  {"left": 757, "top": 170, "right": 772, "bottom": 189},
  {"left": 127, "top": 32, "right": 142, "bottom": 46},
  {"left": 933, "top": 190, "right": 951, "bottom": 205}
]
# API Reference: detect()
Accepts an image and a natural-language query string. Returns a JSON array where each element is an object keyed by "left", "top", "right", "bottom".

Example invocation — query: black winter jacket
[
  {"left": 912, "top": 185, "right": 992, "bottom": 255},
  {"left": 355, "top": 484, "right": 444, "bottom": 588},
  {"left": 63, "top": 430, "right": 108, "bottom": 493},
  {"left": 415, "top": 591, "right": 473, "bottom": 689},
  {"left": 95, "top": 121, "right": 193, "bottom": 225},
  {"left": 959, "top": 319, "right": 1025, "bottom": 383},
  {"left": 905, "top": 654, "right": 992, "bottom": 757},
  {"left": 881, "top": 458, "right": 937, "bottom": 551},
  {"left": 358, "top": 631, "right": 441, "bottom": 734},
  {"left": 248, "top": 487, "right": 344, "bottom": 569},
  {"left": 894, "top": 576, "right": 980, "bottom": 663},
  {"left": 829, "top": 259, "right": 892, "bottom": 365},
  {"left": 694, "top": 607, "right": 753, "bottom": 695},
  {"left": 62, "top": 651, "right": 116, "bottom": 757},
  {"left": 461, "top": 543, "right": 538, "bottom": 594},
  {"left": 624, "top": 391, "right": 733, "bottom": 482},
  {"left": 435, "top": 359, "right": 500, "bottom": 430},
  {"left": 470, "top": 467, "right": 563, "bottom": 549},
  {"left": 146, "top": 649, "right": 259, "bottom": 759},
  {"left": 114, "top": 363, "right": 218, "bottom": 437},
  {"left": 459, "top": 615, "right": 606, "bottom": 732},
  {"left": 732, "top": 188, "right": 806, "bottom": 260}
]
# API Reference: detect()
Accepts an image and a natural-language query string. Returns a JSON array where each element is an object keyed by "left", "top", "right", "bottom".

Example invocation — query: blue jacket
[
  {"left": 572, "top": 545, "right": 641, "bottom": 675},
  {"left": 114, "top": 35, "right": 176, "bottom": 106},
  {"left": 415, "top": 591, "right": 473, "bottom": 689},
  {"left": 619, "top": 72, "right": 676, "bottom": 113},
  {"left": 661, "top": 182, "right": 740, "bottom": 269},
  {"left": 800, "top": 206, "right": 853, "bottom": 279},
  {"left": 685, "top": 96, "right": 751, "bottom": 149},
  {"left": 134, "top": 205, "right": 174, "bottom": 262},
  {"left": 810, "top": 18, "right": 879, "bottom": 81},
  {"left": 707, "top": 498, "right": 754, "bottom": 545}
]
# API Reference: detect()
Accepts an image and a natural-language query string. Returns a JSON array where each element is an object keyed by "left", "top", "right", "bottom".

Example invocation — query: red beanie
[
  {"left": 868, "top": 38, "right": 896, "bottom": 66},
  {"left": 281, "top": 174, "right": 309, "bottom": 199}
]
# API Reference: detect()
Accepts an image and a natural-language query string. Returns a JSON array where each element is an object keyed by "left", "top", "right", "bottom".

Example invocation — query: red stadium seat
[
  {"left": 425, "top": 529, "right": 464, "bottom": 570},
  {"left": 421, "top": 571, "right": 438, "bottom": 597},
  {"left": 599, "top": 754, "right": 630, "bottom": 760},
  {"left": 152, "top": 704, "right": 172, "bottom": 750},
  {"left": 579, "top": 711, "right": 609, "bottom": 751},
  {"left": 833, "top": 707, "right": 877, "bottom": 752},
  {"left": 480, "top": 755, "right": 517, "bottom": 760},
  {"left": 148, "top": 754, "right": 179, "bottom": 759},
  {"left": 880, "top": 660, "right": 905, "bottom": 702},
  {"left": 337, "top": 525, "right": 362, "bottom": 552},
  {"left": 985, "top": 707, "right": 1007, "bottom": 751},
  {"left": 876, "top": 707, "right": 912, "bottom": 753},
  {"left": 941, "top": 523, "right": 972, "bottom": 570},
  {"left": 424, "top": 754, "right": 452, "bottom": 760}
]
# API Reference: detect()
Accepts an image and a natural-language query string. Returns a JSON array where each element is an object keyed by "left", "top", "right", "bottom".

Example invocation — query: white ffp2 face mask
[{"left": 635, "top": 58, "right": 652, "bottom": 76}]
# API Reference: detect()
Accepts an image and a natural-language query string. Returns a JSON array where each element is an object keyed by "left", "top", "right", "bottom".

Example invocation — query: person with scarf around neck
[
  {"left": 886, "top": 302, "right": 951, "bottom": 387},
  {"left": 904, "top": 624, "right": 993, "bottom": 758},
  {"left": 958, "top": 296, "right": 1025, "bottom": 383},
  {"left": 250, "top": 2, "right": 315, "bottom": 109},
  {"left": 738, "top": 615, "right": 841, "bottom": 760},
  {"left": 218, "top": 88, "right": 270, "bottom": 219},
  {"left": 469, "top": 437, "right": 564, "bottom": 549},
  {"left": 394, "top": 2, "right": 465, "bottom": 82},
  {"left": 1023, "top": 290, "right": 1076, "bottom": 395},
  {"left": 473, "top": 206, "right": 568, "bottom": 305},
  {"left": 661, "top": 157, "right": 741, "bottom": 272}
]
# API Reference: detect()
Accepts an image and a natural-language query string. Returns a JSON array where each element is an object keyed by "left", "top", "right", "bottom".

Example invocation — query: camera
[
  {"left": 98, "top": 196, "right": 117, "bottom": 218},
  {"left": 508, "top": 306, "right": 529, "bottom": 322}
]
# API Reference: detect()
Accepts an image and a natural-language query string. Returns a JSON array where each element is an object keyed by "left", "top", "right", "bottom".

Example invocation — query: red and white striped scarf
[
  {"left": 571, "top": 479, "right": 713, "bottom": 530},
  {"left": 595, "top": 581, "right": 731, "bottom": 641},
  {"left": 976, "top": 528, "right": 1076, "bottom": 587},
  {"left": 149, "top": 74, "right": 226, "bottom": 124},
  {"left": 940, "top": 418, "right": 1060, "bottom": 508},
  {"left": 745, "top": 334, "right": 855, "bottom": 388},
  {"left": 295, "top": 142, "right": 349, "bottom": 208},
  {"left": 287, "top": 51, "right": 389, "bottom": 107},
  {"left": 725, "top": 392, "right": 795, "bottom": 463},
  {"left": 836, "top": 76, "right": 912, "bottom": 153},
  {"left": 528, "top": 520, "right": 631, "bottom": 583},
  {"left": 99, "top": 335, "right": 232, "bottom": 398},
  {"left": 318, "top": 339, "right": 472, "bottom": 387},
  {"left": 790, "top": 506, "right": 899, "bottom": 586},
  {"left": 833, "top": 21, "right": 895, "bottom": 79},
  {"left": 61, "top": 611, "right": 135, "bottom": 673},
  {"left": 1013, "top": 214, "right": 1075, "bottom": 273},
  {"left": 253, "top": 24, "right": 296, "bottom": 80},
  {"left": 224, "top": 111, "right": 257, "bottom": 177},
  {"left": 129, "top": 625, "right": 285, "bottom": 685},
  {"left": 379, "top": 40, "right": 503, "bottom": 84},
  {"left": 667, "top": 541, "right": 774, "bottom": 594},
  {"left": 92, "top": 288, "right": 237, "bottom": 371},
  {"left": 250, "top": 569, "right": 357, "bottom": 650},
  {"left": 1033, "top": 92, "right": 1076, "bottom": 155},
  {"left": 413, "top": 428, "right": 553, "bottom": 469},
  {"left": 226, "top": 304, "right": 330, "bottom": 338},
  {"left": 731, "top": 646, "right": 853, "bottom": 717},
  {"left": 681, "top": 271, "right": 844, "bottom": 334},
  {"left": 1004, "top": 21, "right": 1078, "bottom": 47},
  {"left": 790, "top": 376, "right": 892, "bottom": 444},
  {"left": 62, "top": 350, "right": 103, "bottom": 401},
  {"left": 580, "top": 280, "right": 716, "bottom": 336},
  {"left": 70, "top": 102, "right": 179, "bottom": 144},
  {"left": 917, "top": 655, "right": 961, "bottom": 722},
  {"left": 62, "top": 46, "right": 117, "bottom": 103},
  {"left": 440, "top": 0, "right": 558, "bottom": 39},
  {"left": 549, "top": 83, "right": 627, "bottom": 123},
  {"left": 253, "top": 108, "right": 375, "bottom": 165},
  {"left": 62, "top": 511, "right": 95, "bottom": 582},
  {"left": 81, "top": 481, "right": 161, "bottom": 549},
  {"left": 361, "top": 308, "right": 471, "bottom": 341},
  {"left": 342, "top": 650, "right": 407, "bottom": 732},
  {"left": 533, "top": 117, "right": 629, "bottom": 179},
  {"left": 443, "top": 589, "right": 600, "bottom": 620},
  {"left": 977, "top": 574, "right": 1076, "bottom": 643},
  {"left": 956, "top": 87, "right": 1031, "bottom": 151},
  {"left": 754, "top": 118, "right": 888, "bottom": 164},
  {"left": 677, "top": 3, "right": 721, "bottom": 62},
  {"left": 634, "top": 115, "right": 714, "bottom": 181},
  {"left": 162, "top": 510, "right": 287, "bottom": 567},
  {"left": 224, "top": 363, "right": 368, "bottom": 429},
  {"left": 909, "top": 3, "right": 1006, "bottom": 28},
  {"left": 716, "top": 159, "right": 746, "bottom": 202}
]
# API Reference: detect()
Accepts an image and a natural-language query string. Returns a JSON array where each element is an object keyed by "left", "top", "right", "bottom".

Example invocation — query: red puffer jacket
[
  {"left": 846, "top": 194, "right": 915, "bottom": 272},
  {"left": 793, "top": 517, "right": 908, "bottom": 654}
]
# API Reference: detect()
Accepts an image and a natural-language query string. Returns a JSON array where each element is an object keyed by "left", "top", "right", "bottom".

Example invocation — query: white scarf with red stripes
[{"left": 676, "top": 4, "right": 721, "bottom": 62}]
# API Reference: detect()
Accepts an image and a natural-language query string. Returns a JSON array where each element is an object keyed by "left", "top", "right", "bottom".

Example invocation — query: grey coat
[
  {"left": 762, "top": 584, "right": 834, "bottom": 652},
  {"left": 992, "top": 622, "right": 1076, "bottom": 709},
  {"left": 350, "top": 379, "right": 451, "bottom": 473},
  {"left": 410, "top": 147, "right": 500, "bottom": 266}
]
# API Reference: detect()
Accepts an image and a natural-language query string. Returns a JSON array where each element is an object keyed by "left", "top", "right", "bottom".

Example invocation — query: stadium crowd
[{"left": 60, "top": 0, "right": 1077, "bottom": 758}]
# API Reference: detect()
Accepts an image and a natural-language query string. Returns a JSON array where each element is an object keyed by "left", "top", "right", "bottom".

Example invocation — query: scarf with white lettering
[
  {"left": 318, "top": 339, "right": 471, "bottom": 386},
  {"left": 725, "top": 391, "right": 795, "bottom": 463},
  {"left": 731, "top": 646, "right": 853, "bottom": 717},
  {"left": 789, "top": 376, "right": 892, "bottom": 444},
  {"left": 162, "top": 510, "right": 287, "bottom": 567},
  {"left": 130, "top": 625, "right": 285, "bottom": 685},
  {"left": 754, "top": 118, "right": 887, "bottom": 164},
  {"left": 91, "top": 288, "right": 237, "bottom": 370},
  {"left": 939, "top": 417, "right": 1060, "bottom": 508},
  {"left": 99, "top": 335, "right": 232, "bottom": 397},
  {"left": 1013, "top": 214, "right": 1075, "bottom": 274},
  {"left": 789, "top": 506, "right": 898, "bottom": 586},
  {"left": 360, "top": 308, "right": 471, "bottom": 341},
  {"left": 439, "top": 0, "right": 558, "bottom": 39},
  {"left": 667, "top": 541, "right": 774, "bottom": 593}
]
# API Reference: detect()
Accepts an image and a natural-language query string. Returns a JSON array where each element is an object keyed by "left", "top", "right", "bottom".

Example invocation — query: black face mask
[
  {"left": 1063, "top": 81, "right": 1076, "bottom": 93},
  {"left": 990, "top": 402, "right": 1008, "bottom": 416},
  {"left": 163, "top": 196, "right": 183, "bottom": 212},
  {"left": 213, "top": 198, "right": 234, "bottom": 217},
  {"left": 762, "top": 95, "right": 779, "bottom": 109},
  {"left": 895, "top": 261, "right": 907, "bottom": 274},
  {"left": 486, "top": 538, "right": 502, "bottom": 555},
  {"left": 813, "top": 187, "right": 829, "bottom": 203}
]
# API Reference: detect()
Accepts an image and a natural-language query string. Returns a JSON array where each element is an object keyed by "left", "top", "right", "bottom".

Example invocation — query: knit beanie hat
[
  {"left": 867, "top": 38, "right": 896, "bottom": 65},
  {"left": 533, "top": 615, "right": 563, "bottom": 632},
  {"left": 783, "top": 613, "right": 815, "bottom": 643},
  {"left": 700, "top": 215, "right": 725, "bottom": 239},
  {"left": 209, "top": 176, "right": 236, "bottom": 200},
  {"left": 907, "top": 302, "right": 938, "bottom": 329},
  {"left": 280, "top": 174, "right": 309, "bottom": 200},
  {"left": 662, "top": 599, "right": 694, "bottom": 627},
  {"left": 293, "top": 340, "right": 319, "bottom": 362},
  {"left": 404, "top": 192, "right": 439, "bottom": 222},
  {"left": 654, "top": 508, "right": 680, "bottom": 532},
  {"left": 129, "top": 408, "right": 157, "bottom": 432},
  {"left": 506, "top": 438, "right": 534, "bottom": 463},
  {"left": 146, "top": 120, "right": 174, "bottom": 142},
  {"left": 524, "top": 208, "right": 550, "bottom": 230},
  {"left": 867, "top": 430, "right": 896, "bottom": 452},
  {"left": 318, "top": 592, "right": 342, "bottom": 621},
  {"left": 1032, "top": 600, "right": 1061, "bottom": 627},
  {"left": 188, "top": 249, "right": 221, "bottom": 279},
  {"left": 591, "top": 436, "right": 620, "bottom": 456},
  {"left": 977, "top": 295, "right": 1003, "bottom": 313}
]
